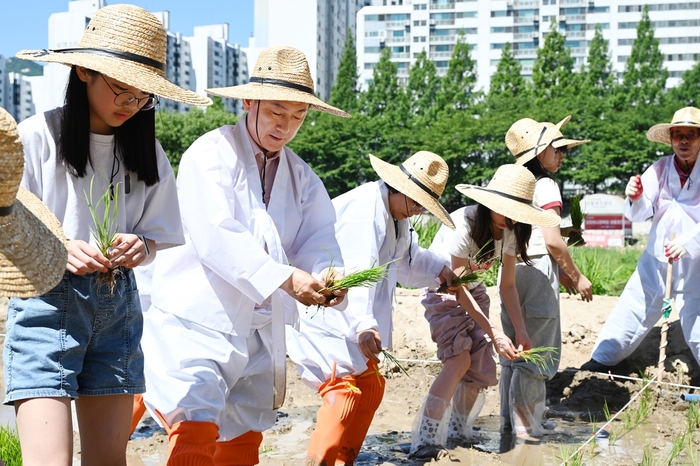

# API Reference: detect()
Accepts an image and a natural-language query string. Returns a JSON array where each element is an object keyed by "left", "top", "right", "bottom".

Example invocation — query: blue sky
[{"left": 1, "top": 0, "right": 254, "bottom": 60}]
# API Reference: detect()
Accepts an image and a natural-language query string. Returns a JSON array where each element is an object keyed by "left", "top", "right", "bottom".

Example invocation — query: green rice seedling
[
  {"left": 85, "top": 176, "right": 121, "bottom": 293},
  {"left": 665, "top": 430, "right": 688, "bottom": 465},
  {"left": 0, "top": 424, "right": 22, "bottom": 466},
  {"left": 687, "top": 400, "right": 700, "bottom": 430},
  {"left": 381, "top": 349, "right": 410, "bottom": 378},
  {"left": 639, "top": 442, "right": 660, "bottom": 466},
  {"left": 436, "top": 269, "right": 486, "bottom": 293},
  {"left": 556, "top": 443, "right": 586, "bottom": 466},
  {"left": 567, "top": 195, "right": 587, "bottom": 247},
  {"left": 413, "top": 218, "right": 441, "bottom": 249},
  {"left": 517, "top": 346, "right": 559, "bottom": 373},
  {"left": 603, "top": 399, "right": 620, "bottom": 446},
  {"left": 322, "top": 263, "right": 390, "bottom": 292}
]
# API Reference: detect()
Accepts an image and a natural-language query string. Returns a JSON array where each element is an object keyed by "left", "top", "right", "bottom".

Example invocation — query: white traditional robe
[
  {"left": 592, "top": 154, "right": 700, "bottom": 367},
  {"left": 287, "top": 181, "right": 447, "bottom": 389},
  {"left": 143, "top": 119, "right": 342, "bottom": 439}
]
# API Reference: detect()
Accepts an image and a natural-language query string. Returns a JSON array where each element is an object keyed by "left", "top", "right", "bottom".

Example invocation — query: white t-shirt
[
  {"left": 18, "top": 107, "right": 184, "bottom": 250},
  {"left": 527, "top": 177, "right": 562, "bottom": 256},
  {"left": 430, "top": 205, "right": 516, "bottom": 265}
]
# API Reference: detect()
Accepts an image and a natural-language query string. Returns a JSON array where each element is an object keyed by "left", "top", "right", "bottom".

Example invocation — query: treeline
[{"left": 155, "top": 6, "right": 699, "bottom": 212}]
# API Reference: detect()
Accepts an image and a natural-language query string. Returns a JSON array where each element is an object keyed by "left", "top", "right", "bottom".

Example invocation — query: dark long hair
[
  {"left": 59, "top": 66, "right": 159, "bottom": 186},
  {"left": 467, "top": 203, "right": 532, "bottom": 265},
  {"left": 523, "top": 156, "right": 551, "bottom": 182}
]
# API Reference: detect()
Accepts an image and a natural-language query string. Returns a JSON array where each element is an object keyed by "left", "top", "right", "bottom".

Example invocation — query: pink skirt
[{"left": 421, "top": 284, "right": 497, "bottom": 388}]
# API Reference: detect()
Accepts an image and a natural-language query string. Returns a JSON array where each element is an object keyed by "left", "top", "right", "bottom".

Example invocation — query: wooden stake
[{"left": 657, "top": 233, "right": 675, "bottom": 383}]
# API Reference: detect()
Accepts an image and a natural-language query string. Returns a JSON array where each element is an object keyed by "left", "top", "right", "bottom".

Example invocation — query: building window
[
  {"left": 364, "top": 62, "right": 376, "bottom": 69},
  {"left": 413, "top": 3, "right": 427, "bottom": 10},
  {"left": 619, "top": 3, "right": 700, "bottom": 12}
]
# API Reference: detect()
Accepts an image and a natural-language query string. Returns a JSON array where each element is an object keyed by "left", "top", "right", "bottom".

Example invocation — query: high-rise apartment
[
  {"left": 357, "top": 0, "right": 700, "bottom": 92},
  {"left": 246, "top": 0, "right": 370, "bottom": 101}
]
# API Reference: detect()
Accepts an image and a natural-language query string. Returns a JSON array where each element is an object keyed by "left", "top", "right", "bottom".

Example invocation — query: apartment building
[{"left": 357, "top": 0, "right": 700, "bottom": 91}]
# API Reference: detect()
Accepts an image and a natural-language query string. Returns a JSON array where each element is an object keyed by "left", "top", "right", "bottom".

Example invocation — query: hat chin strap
[{"left": 399, "top": 165, "right": 439, "bottom": 199}]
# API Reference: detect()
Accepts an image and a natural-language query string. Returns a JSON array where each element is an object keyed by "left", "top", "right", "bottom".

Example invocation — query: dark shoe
[
  {"left": 408, "top": 444, "right": 450, "bottom": 460},
  {"left": 580, "top": 359, "right": 614, "bottom": 372}
]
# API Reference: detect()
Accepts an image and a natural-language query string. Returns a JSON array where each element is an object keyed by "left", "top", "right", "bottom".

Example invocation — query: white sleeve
[
  {"left": 396, "top": 230, "right": 447, "bottom": 288},
  {"left": 624, "top": 163, "right": 659, "bottom": 222}
]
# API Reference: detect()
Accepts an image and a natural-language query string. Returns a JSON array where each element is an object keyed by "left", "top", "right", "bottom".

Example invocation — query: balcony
[
  {"left": 430, "top": 51, "right": 453, "bottom": 58},
  {"left": 570, "top": 47, "right": 587, "bottom": 55},
  {"left": 386, "top": 36, "right": 410, "bottom": 43},
  {"left": 567, "top": 14, "right": 587, "bottom": 21},
  {"left": 435, "top": 19, "right": 455, "bottom": 25},
  {"left": 514, "top": 32, "right": 534, "bottom": 39},
  {"left": 513, "top": 48, "right": 537, "bottom": 57},
  {"left": 386, "top": 20, "right": 410, "bottom": 28},
  {"left": 514, "top": 16, "right": 537, "bottom": 24},
  {"left": 430, "top": 34, "right": 456, "bottom": 42},
  {"left": 430, "top": 2, "right": 455, "bottom": 9},
  {"left": 514, "top": 0, "right": 538, "bottom": 6},
  {"left": 565, "top": 30, "right": 587, "bottom": 37},
  {"left": 393, "top": 52, "right": 410, "bottom": 59}
]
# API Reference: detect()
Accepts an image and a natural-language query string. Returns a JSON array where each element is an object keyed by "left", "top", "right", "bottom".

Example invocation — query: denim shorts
[{"left": 4, "top": 268, "right": 145, "bottom": 403}]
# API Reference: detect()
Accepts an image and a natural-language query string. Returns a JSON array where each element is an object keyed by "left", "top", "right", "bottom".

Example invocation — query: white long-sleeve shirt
[{"left": 150, "top": 119, "right": 342, "bottom": 336}]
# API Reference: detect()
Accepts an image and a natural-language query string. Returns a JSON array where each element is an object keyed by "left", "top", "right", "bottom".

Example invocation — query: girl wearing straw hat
[
  {"left": 501, "top": 117, "right": 593, "bottom": 439},
  {"left": 138, "top": 46, "right": 349, "bottom": 465},
  {"left": 409, "top": 164, "right": 560, "bottom": 458},
  {"left": 587, "top": 107, "right": 700, "bottom": 373},
  {"left": 7, "top": 4, "right": 211, "bottom": 465},
  {"left": 285, "top": 151, "right": 457, "bottom": 466}
]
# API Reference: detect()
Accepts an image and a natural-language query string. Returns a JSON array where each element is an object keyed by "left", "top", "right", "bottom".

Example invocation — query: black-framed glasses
[
  {"left": 671, "top": 130, "right": 700, "bottom": 142},
  {"left": 410, "top": 199, "right": 427, "bottom": 214},
  {"left": 99, "top": 74, "right": 159, "bottom": 111}
]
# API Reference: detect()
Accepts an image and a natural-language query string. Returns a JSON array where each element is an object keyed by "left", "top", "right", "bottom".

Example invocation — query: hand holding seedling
[
  {"left": 281, "top": 268, "right": 328, "bottom": 306},
  {"left": 109, "top": 233, "right": 152, "bottom": 268},
  {"left": 66, "top": 239, "right": 111, "bottom": 275},
  {"left": 357, "top": 328, "right": 382, "bottom": 363},
  {"left": 625, "top": 174, "right": 643, "bottom": 201},
  {"left": 492, "top": 328, "right": 518, "bottom": 361},
  {"left": 318, "top": 267, "right": 348, "bottom": 307}
]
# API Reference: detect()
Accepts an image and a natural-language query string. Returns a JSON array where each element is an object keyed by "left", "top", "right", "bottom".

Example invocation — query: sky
[{"left": 1, "top": 0, "right": 255, "bottom": 60}]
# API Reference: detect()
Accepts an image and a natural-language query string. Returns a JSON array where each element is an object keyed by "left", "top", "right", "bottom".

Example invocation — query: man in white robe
[
  {"left": 140, "top": 46, "right": 351, "bottom": 465},
  {"left": 587, "top": 107, "right": 700, "bottom": 373}
]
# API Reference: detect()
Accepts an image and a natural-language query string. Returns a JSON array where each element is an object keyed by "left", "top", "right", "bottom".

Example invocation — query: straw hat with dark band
[
  {"left": 206, "top": 46, "right": 350, "bottom": 118},
  {"left": 369, "top": 151, "right": 455, "bottom": 230},
  {"left": 16, "top": 4, "right": 211, "bottom": 107},
  {"left": 0, "top": 108, "right": 67, "bottom": 298},
  {"left": 543, "top": 122, "right": 590, "bottom": 149},
  {"left": 647, "top": 107, "right": 700, "bottom": 146},
  {"left": 506, "top": 116, "right": 571, "bottom": 165},
  {"left": 456, "top": 164, "right": 560, "bottom": 228}
]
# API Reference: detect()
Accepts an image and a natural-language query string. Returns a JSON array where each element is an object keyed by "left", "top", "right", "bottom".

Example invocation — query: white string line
[
  {"left": 558, "top": 367, "right": 662, "bottom": 466},
  {"left": 561, "top": 367, "right": 700, "bottom": 391}
]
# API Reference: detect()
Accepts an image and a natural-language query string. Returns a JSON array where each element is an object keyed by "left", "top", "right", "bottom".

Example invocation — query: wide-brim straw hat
[
  {"left": 0, "top": 108, "right": 67, "bottom": 298},
  {"left": 16, "top": 4, "right": 211, "bottom": 107},
  {"left": 543, "top": 122, "right": 590, "bottom": 149},
  {"left": 647, "top": 107, "right": 700, "bottom": 146},
  {"left": 206, "top": 46, "right": 350, "bottom": 118},
  {"left": 506, "top": 116, "right": 571, "bottom": 165},
  {"left": 369, "top": 151, "right": 455, "bottom": 230},
  {"left": 456, "top": 164, "right": 560, "bottom": 228}
]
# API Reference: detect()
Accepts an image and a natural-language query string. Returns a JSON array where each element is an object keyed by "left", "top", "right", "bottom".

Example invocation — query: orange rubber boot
[
  {"left": 213, "top": 430, "right": 263, "bottom": 466},
  {"left": 337, "top": 362, "right": 385, "bottom": 465},
  {"left": 130, "top": 394, "right": 147, "bottom": 435},
  {"left": 162, "top": 417, "right": 219, "bottom": 466},
  {"left": 305, "top": 375, "right": 362, "bottom": 466}
]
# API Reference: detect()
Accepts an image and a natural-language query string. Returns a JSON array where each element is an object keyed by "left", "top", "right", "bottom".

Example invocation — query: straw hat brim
[
  {"left": 16, "top": 49, "right": 212, "bottom": 107},
  {"left": 206, "top": 83, "right": 350, "bottom": 118},
  {"left": 552, "top": 137, "right": 590, "bottom": 149},
  {"left": 455, "top": 184, "right": 561, "bottom": 228},
  {"left": 369, "top": 154, "right": 455, "bottom": 230},
  {"left": 0, "top": 187, "right": 67, "bottom": 298},
  {"left": 516, "top": 115, "right": 571, "bottom": 165},
  {"left": 646, "top": 122, "right": 700, "bottom": 146}
]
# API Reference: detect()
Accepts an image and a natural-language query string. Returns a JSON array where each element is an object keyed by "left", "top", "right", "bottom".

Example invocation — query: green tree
[
  {"left": 581, "top": 24, "right": 614, "bottom": 99},
  {"left": 155, "top": 97, "right": 238, "bottom": 173},
  {"left": 531, "top": 20, "right": 576, "bottom": 101},
  {"left": 437, "top": 31, "right": 478, "bottom": 111},
  {"left": 406, "top": 50, "right": 440, "bottom": 120},
  {"left": 668, "top": 60, "right": 700, "bottom": 108},
  {"left": 361, "top": 47, "right": 402, "bottom": 118},
  {"left": 617, "top": 5, "right": 668, "bottom": 107},
  {"left": 329, "top": 30, "right": 359, "bottom": 113},
  {"left": 488, "top": 43, "right": 526, "bottom": 98}
]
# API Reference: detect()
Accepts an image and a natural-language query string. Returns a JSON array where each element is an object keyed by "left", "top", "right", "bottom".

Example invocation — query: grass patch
[
  {"left": 566, "top": 247, "right": 642, "bottom": 296},
  {"left": 0, "top": 425, "right": 22, "bottom": 466}
]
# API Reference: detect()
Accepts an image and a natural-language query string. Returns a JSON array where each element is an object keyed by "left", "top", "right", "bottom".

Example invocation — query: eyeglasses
[
  {"left": 410, "top": 199, "right": 427, "bottom": 214},
  {"left": 99, "top": 74, "right": 159, "bottom": 111},
  {"left": 671, "top": 130, "right": 699, "bottom": 142}
]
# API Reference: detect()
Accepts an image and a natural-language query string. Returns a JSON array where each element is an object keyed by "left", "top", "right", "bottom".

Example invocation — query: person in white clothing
[
  {"left": 587, "top": 107, "right": 700, "bottom": 372},
  {"left": 140, "top": 46, "right": 350, "bottom": 465},
  {"left": 5, "top": 5, "right": 210, "bottom": 465},
  {"left": 286, "top": 150, "right": 456, "bottom": 466}
]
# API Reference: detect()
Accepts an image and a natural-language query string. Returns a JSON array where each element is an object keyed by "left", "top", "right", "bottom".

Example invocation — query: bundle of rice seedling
[
  {"left": 381, "top": 349, "right": 410, "bottom": 378},
  {"left": 321, "top": 258, "right": 398, "bottom": 293},
  {"left": 567, "top": 195, "right": 587, "bottom": 247},
  {"left": 517, "top": 346, "right": 559, "bottom": 372},
  {"left": 436, "top": 269, "right": 486, "bottom": 293},
  {"left": 85, "top": 176, "right": 121, "bottom": 294}
]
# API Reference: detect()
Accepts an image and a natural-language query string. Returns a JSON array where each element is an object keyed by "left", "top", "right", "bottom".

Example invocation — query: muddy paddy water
[{"left": 125, "top": 289, "right": 700, "bottom": 465}]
